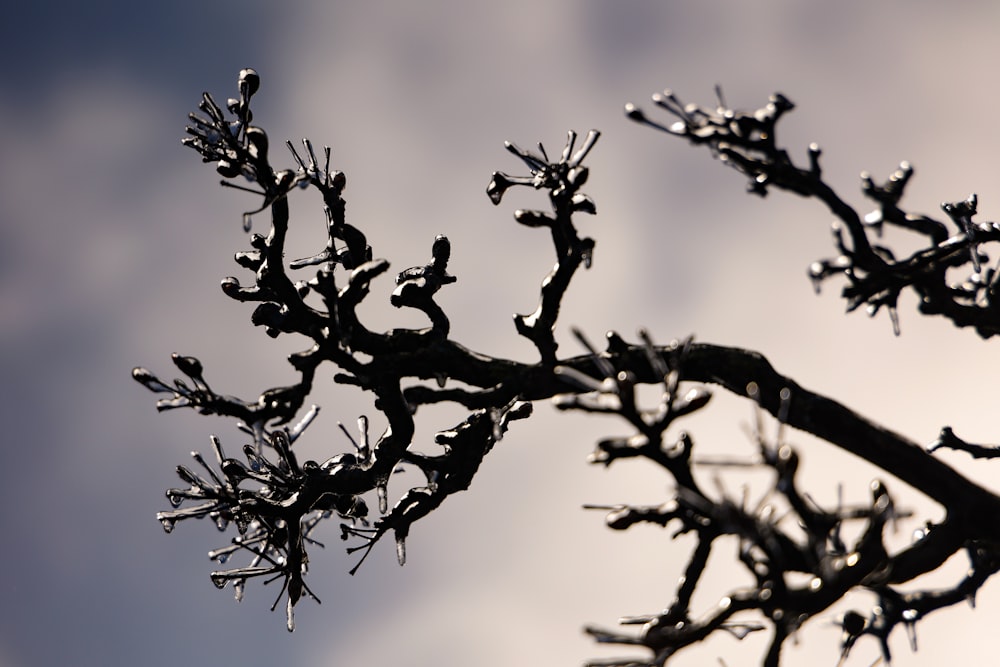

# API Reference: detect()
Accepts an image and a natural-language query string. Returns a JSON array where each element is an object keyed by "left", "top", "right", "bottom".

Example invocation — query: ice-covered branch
[
  {"left": 135, "top": 71, "right": 1000, "bottom": 665},
  {"left": 627, "top": 88, "right": 1000, "bottom": 338}
]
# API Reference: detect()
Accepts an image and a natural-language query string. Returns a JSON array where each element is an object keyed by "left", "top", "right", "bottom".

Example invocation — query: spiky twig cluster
[
  {"left": 627, "top": 88, "right": 1000, "bottom": 337},
  {"left": 488, "top": 130, "right": 600, "bottom": 363},
  {"left": 137, "top": 70, "right": 599, "bottom": 630},
  {"left": 561, "top": 356, "right": 903, "bottom": 666}
]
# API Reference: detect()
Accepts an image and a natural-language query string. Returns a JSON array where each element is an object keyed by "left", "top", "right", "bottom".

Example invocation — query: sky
[{"left": 3, "top": 2, "right": 1000, "bottom": 666}]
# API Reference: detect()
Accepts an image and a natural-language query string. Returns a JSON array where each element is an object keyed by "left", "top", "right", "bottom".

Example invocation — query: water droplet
[
  {"left": 210, "top": 573, "right": 228, "bottom": 589},
  {"left": 234, "top": 579, "right": 245, "bottom": 602},
  {"left": 286, "top": 597, "right": 295, "bottom": 632},
  {"left": 159, "top": 516, "right": 176, "bottom": 534},
  {"left": 167, "top": 492, "right": 184, "bottom": 508},
  {"left": 435, "top": 373, "right": 447, "bottom": 388}
]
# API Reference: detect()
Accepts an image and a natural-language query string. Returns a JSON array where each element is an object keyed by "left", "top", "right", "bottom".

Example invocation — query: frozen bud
[
  {"left": 624, "top": 103, "right": 646, "bottom": 122},
  {"left": 221, "top": 276, "right": 242, "bottom": 298},
  {"left": 171, "top": 353, "right": 203, "bottom": 378},
  {"left": 432, "top": 234, "right": 450, "bottom": 256},
  {"left": 216, "top": 160, "right": 241, "bottom": 178},
  {"left": 330, "top": 170, "right": 347, "bottom": 191},
  {"left": 132, "top": 367, "right": 171, "bottom": 393},
  {"left": 234, "top": 250, "right": 262, "bottom": 270},
  {"left": 239, "top": 68, "right": 260, "bottom": 98},
  {"left": 431, "top": 235, "right": 452, "bottom": 273},
  {"left": 251, "top": 302, "right": 286, "bottom": 330},
  {"left": 132, "top": 367, "right": 155, "bottom": 383},
  {"left": 567, "top": 166, "right": 588, "bottom": 187},
  {"left": 770, "top": 92, "right": 793, "bottom": 112},
  {"left": 514, "top": 209, "right": 555, "bottom": 227},
  {"left": 571, "top": 193, "right": 596, "bottom": 215},
  {"left": 486, "top": 171, "right": 513, "bottom": 205}
]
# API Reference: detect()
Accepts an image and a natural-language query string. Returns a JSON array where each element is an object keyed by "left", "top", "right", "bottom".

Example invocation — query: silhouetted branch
[
  {"left": 627, "top": 88, "right": 1000, "bottom": 338},
  {"left": 136, "top": 71, "right": 1000, "bottom": 665}
]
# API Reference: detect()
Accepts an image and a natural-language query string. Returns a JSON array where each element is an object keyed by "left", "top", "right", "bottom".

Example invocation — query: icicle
[
  {"left": 287, "top": 404, "right": 320, "bottom": 442},
  {"left": 377, "top": 480, "right": 388, "bottom": 515},
  {"left": 889, "top": 306, "right": 901, "bottom": 336},
  {"left": 808, "top": 262, "right": 825, "bottom": 294},
  {"left": 395, "top": 533, "right": 407, "bottom": 566},
  {"left": 902, "top": 609, "right": 918, "bottom": 651}
]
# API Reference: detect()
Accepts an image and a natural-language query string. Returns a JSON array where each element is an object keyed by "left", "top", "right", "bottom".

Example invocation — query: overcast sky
[{"left": 3, "top": 2, "right": 1000, "bottom": 666}]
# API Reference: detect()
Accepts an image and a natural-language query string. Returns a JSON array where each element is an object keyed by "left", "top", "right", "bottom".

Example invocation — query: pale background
[{"left": 2, "top": 2, "right": 1000, "bottom": 666}]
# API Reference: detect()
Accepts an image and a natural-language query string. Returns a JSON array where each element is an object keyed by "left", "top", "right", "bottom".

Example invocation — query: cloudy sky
[{"left": 3, "top": 2, "right": 1000, "bottom": 666}]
